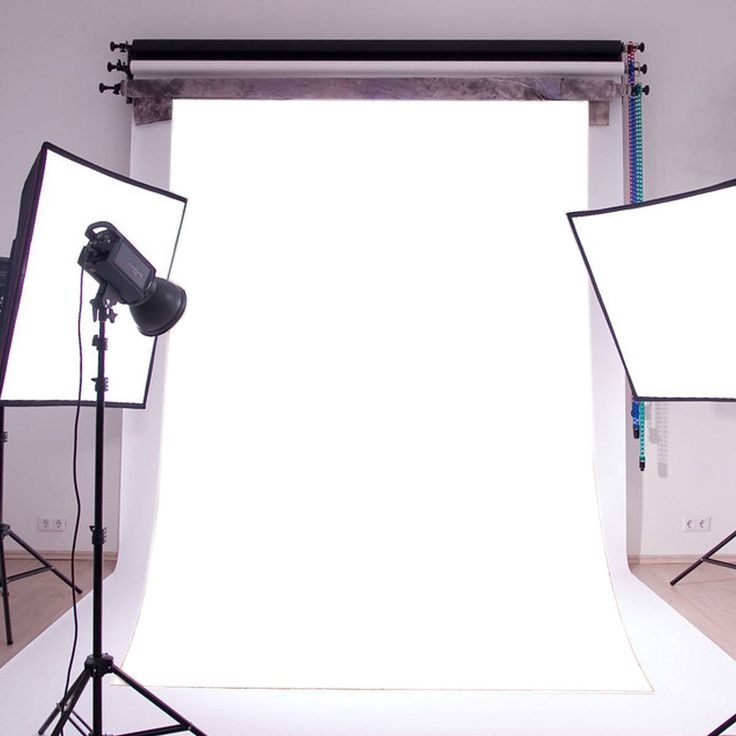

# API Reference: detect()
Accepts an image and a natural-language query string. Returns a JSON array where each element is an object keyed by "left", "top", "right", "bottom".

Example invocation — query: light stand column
[
  {"left": 91, "top": 302, "right": 109, "bottom": 736},
  {"left": 39, "top": 293, "right": 207, "bottom": 736},
  {"left": 0, "top": 408, "right": 12, "bottom": 644}
]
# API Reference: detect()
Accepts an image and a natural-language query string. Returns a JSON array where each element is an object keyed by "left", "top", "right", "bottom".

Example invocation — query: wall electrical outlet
[
  {"left": 682, "top": 516, "right": 711, "bottom": 533},
  {"left": 37, "top": 516, "right": 67, "bottom": 532}
]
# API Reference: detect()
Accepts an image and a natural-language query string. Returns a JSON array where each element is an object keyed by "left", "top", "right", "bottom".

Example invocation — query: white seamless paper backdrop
[{"left": 124, "top": 99, "right": 650, "bottom": 692}]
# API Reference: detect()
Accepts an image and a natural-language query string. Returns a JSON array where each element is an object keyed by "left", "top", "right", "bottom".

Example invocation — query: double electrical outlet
[
  {"left": 37, "top": 516, "right": 67, "bottom": 532},
  {"left": 682, "top": 515, "right": 711, "bottom": 533}
]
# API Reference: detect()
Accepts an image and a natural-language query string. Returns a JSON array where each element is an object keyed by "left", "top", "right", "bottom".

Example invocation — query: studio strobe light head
[{"left": 80, "top": 221, "right": 187, "bottom": 337}]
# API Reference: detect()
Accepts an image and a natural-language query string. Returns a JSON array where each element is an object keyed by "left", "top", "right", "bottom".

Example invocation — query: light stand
[
  {"left": 0, "top": 406, "right": 84, "bottom": 647},
  {"left": 669, "top": 530, "right": 736, "bottom": 587},
  {"left": 672, "top": 533, "right": 736, "bottom": 734},
  {"left": 39, "top": 290, "right": 206, "bottom": 736}
]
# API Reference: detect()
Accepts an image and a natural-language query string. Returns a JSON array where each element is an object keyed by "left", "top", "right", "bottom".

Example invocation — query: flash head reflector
[{"left": 129, "top": 277, "right": 187, "bottom": 337}]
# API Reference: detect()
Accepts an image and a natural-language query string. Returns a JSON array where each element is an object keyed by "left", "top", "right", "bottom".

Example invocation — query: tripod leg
[
  {"left": 7, "top": 529, "right": 83, "bottom": 593},
  {"left": 0, "top": 531, "right": 12, "bottom": 645},
  {"left": 38, "top": 668, "right": 90, "bottom": 736},
  {"left": 707, "top": 710, "right": 736, "bottom": 736},
  {"left": 670, "top": 556, "right": 708, "bottom": 586},
  {"left": 111, "top": 665, "right": 208, "bottom": 736},
  {"left": 670, "top": 528, "right": 736, "bottom": 586}
]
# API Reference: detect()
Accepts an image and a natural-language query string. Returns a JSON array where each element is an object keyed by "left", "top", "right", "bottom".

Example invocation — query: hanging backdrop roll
[
  {"left": 114, "top": 38, "right": 630, "bottom": 128},
  {"left": 123, "top": 98, "right": 650, "bottom": 693}
]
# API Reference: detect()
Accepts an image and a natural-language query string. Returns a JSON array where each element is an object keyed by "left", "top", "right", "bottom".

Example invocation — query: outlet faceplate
[
  {"left": 682, "top": 516, "right": 711, "bottom": 533},
  {"left": 37, "top": 517, "right": 67, "bottom": 532}
]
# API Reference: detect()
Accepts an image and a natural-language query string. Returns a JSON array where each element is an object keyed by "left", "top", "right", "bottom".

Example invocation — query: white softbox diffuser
[
  {"left": 0, "top": 143, "right": 186, "bottom": 407},
  {"left": 569, "top": 180, "right": 736, "bottom": 401}
]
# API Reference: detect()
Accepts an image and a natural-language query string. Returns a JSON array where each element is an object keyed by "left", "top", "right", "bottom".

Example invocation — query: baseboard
[
  {"left": 5, "top": 550, "right": 731, "bottom": 566},
  {"left": 3, "top": 549, "right": 118, "bottom": 563},
  {"left": 628, "top": 554, "right": 736, "bottom": 565}
]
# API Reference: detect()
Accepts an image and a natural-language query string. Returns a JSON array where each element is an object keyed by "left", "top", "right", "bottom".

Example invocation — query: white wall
[
  {"left": 3, "top": 406, "right": 120, "bottom": 555},
  {"left": 2, "top": 0, "right": 736, "bottom": 557},
  {"left": 633, "top": 402, "right": 736, "bottom": 557}
]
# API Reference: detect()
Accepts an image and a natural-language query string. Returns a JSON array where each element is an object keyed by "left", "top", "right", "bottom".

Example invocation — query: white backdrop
[{"left": 123, "top": 99, "right": 649, "bottom": 692}]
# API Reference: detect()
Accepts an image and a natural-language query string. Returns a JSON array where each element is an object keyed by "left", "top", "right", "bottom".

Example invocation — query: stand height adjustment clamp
[
  {"left": 92, "top": 376, "right": 109, "bottom": 393},
  {"left": 89, "top": 525, "right": 107, "bottom": 546},
  {"left": 91, "top": 297, "right": 116, "bottom": 324}
]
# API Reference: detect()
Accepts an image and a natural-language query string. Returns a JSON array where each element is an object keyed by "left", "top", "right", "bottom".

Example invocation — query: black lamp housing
[{"left": 79, "top": 221, "right": 187, "bottom": 337}]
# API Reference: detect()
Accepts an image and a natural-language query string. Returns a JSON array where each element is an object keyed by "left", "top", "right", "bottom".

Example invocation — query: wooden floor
[
  {"left": 0, "top": 557, "right": 734, "bottom": 672},
  {"left": 630, "top": 560, "right": 736, "bottom": 659},
  {"left": 0, "top": 556, "right": 115, "bottom": 668}
]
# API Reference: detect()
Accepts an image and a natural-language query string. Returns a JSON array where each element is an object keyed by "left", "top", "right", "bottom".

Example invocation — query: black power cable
[{"left": 60, "top": 266, "right": 85, "bottom": 733}]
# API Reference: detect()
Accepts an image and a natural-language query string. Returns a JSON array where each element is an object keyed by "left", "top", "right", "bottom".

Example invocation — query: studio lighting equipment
[
  {"left": 79, "top": 221, "right": 187, "bottom": 337},
  {"left": 0, "top": 142, "right": 186, "bottom": 407},
  {"left": 0, "top": 137, "right": 188, "bottom": 648},
  {"left": 0, "top": 142, "right": 185, "bottom": 644},
  {"left": 568, "top": 181, "right": 736, "bottom": 403},
  {"left": 0, "top": 142, "right": 205, "bottom": 735},
  {"left": 39, "top": 224, "right": 202, "bottom": 736},
  {"left": 568, "top": 178, "right": 736, "bottom": 736}
]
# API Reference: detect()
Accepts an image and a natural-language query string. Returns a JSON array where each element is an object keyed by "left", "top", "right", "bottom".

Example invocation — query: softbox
[
  {"left": 0, "top": 143, "right": 187, "bottom": 407},
  {"left": 568, "top": 179, "right": 736, "bottom": 402}
]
